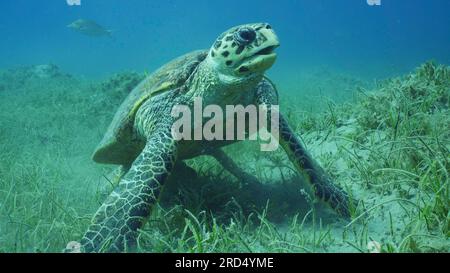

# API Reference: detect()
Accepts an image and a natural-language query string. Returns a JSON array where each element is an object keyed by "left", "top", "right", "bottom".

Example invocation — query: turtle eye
[{"left": 234, "top": 27, "right": 256, "bottom": 45}]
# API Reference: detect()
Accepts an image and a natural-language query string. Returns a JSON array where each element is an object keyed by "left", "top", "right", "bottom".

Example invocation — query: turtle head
[{"left": 208, "top": 23, "right": 279, "bottom": 82}]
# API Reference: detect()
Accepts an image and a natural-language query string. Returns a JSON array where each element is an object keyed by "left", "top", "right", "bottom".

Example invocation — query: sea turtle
[{"left": 80, "top": 23, "right": 354, "bottom": 252}]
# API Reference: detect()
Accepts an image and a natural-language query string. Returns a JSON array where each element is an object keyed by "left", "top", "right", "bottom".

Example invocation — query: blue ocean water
[
  {"left": 0, "top": 1, "right": 449, "bottom": 254},
  {"left": 0, "top": 0, "right": 449, "bottom": 80}
]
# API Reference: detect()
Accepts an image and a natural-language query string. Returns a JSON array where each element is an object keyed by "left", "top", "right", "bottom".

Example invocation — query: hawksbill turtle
[{"left": 80, "top": 23, "right": 354, "bottom": 252}]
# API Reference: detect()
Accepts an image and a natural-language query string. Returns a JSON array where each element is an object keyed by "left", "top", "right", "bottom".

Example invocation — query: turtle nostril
[
  {"left": 265, "top": 24, "right": 272, "bottom": 30},
  {"left": 235, "top": 27, "right": 256, "bottom": 45}
]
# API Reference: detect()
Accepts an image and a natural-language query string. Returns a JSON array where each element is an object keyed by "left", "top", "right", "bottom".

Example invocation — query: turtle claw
[{"left": 314, "top": 182, "right": 357, "bottom": 219}]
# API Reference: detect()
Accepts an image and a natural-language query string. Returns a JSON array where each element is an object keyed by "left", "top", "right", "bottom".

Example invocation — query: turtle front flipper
[
  {"left": 81, "top": 128, "right": 177, "bottom": 253},
  {"left": 255, "top": 79, "right": 355, "bottom": 218},
  {"left": 277, "top": 114, "right": 355, "bottom": 217}
]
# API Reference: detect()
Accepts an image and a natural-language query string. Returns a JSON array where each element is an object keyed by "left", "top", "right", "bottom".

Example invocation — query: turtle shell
[{"left": 93, "top": 50, "right": 208, "bottom": 165}]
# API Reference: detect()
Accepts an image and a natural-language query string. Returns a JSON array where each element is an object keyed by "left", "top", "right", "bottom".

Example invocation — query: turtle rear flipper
[{"left": 81, "top": 127, "right": 177, "bottom": 253}]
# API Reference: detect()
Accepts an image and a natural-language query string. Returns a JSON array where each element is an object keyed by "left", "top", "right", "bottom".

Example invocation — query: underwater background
[{"left": 0, "top": 0, "right": 449, "bottom": 252}]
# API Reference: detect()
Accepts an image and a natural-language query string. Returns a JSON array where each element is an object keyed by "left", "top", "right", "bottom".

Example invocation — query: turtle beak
[{"left": 235, "top": 47, "right": 278, "bottom": 75}]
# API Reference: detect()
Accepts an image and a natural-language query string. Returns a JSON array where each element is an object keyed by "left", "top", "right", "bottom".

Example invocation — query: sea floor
[{"left": 0, "top": 63, "right": 448, "bottom": 253}]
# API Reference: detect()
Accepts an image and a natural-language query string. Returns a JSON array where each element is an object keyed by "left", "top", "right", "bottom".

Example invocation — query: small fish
[{"left": 67, "top": 19, "right": 113, "bottom": 37}]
